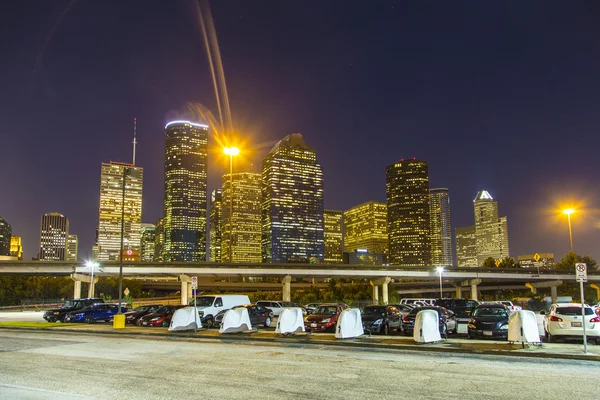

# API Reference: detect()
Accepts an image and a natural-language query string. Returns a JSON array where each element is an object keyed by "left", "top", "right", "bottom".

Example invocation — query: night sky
[{"left": 1, "top": 1, "right": 599, "bottom": 262}]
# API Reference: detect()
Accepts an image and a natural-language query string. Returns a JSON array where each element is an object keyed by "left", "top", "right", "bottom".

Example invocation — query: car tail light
[
  {"left": 549, "top": 316, "right": 563, "bottom": 322},
  {"left": 403, "top": 317, "right": 409, "bottom": 323},
  {"left": 590, "top": 317, "right": 600, "bottom": 323}
]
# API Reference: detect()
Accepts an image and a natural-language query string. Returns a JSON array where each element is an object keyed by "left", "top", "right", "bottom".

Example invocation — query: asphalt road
[{"left": 0, "top": 329, "right": 598, "bottom": 400}]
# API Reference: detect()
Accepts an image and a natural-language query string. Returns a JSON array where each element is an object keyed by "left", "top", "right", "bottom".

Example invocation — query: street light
[
  {"left": 223, "top": 147, "right": 239, "bottom": 263},
  {"left": 562, "top": 208, "right": 575, "bottom": 253},
  {"left": 85, "top": 261, "right": 99, "bottom": 298},
  {"left": 436, "top": 266, "right": 444, "bottom": 298}
]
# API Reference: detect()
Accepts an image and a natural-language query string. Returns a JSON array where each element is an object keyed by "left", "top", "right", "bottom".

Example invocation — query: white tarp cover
[
  {"left": 335, "top": 308, "right": 364, "bottom": 339},
  {"left": 275, "top": 307, "right": 305, "bottom": 334},
  {"left": 169, "top": 307, "right": 201, "bottom": 331},
  {"left": 508, "top": 310, "right": 541, "bottom": 343},
  {"left": 219, "top": 307, "right": 252, "bottom": 334},
  {"left": 414, "top": 309, "right": 442, "bottom": 343}
]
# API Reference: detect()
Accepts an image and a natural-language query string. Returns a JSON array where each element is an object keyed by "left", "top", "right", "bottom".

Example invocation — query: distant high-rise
[
  {"left": 40, "top": 213, "right": 69, "bottom": 261},
  {"left": 429, "top": 188, "right": 452, "bottom": 267},
  {"left": 222, "top": 172, "right": 262, "bottom": 263},
  {"left": 343, "top": 201, "right": 388, "bottom": 255},
  {"left": 386, "top": 159, "right": 431, "bottom": 267},
  {"left": 455, "top": 225, "right": 477, "bottom": 267},
  {"left": 473, "top": 190, "right": 509, "bottom": 265},
  {"left": 0, "top": 216, "right": 11, "bottom": 256},
  {"left": 262, "top": 133, "right": 324, "bottom": 263},
  {"left": 66, "top": 234, "right": 78, "bottom": 261},
  {"left": 209, "top": 189, "right": 223, "bottom": 262},
  {"left": 97, "top": 161, "right": 143, "bottom": 261},
  {"left": 140, "top": 223, "right": 156, "bottom": 262},
  {"left": 10, "top": 235, "right": 23, "bottom": 260},
  {"left": 153, "top": 217, "right": 164, "bottom": 262},
  {"left": 162, "top": 121, "right": 208, "bottom": 262},
  {"left": 324, "top": 210, "right": 343, "bottom": 264}
]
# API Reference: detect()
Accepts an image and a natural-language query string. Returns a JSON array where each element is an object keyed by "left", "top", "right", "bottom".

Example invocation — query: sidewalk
[{"left": 1, "top": 322, "right": 598, "bottom": 362}]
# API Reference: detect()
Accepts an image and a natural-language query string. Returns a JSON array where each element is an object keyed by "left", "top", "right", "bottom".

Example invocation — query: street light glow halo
[
  {"left": 562, "top": 208, "right": 575, "bottom": 215},
  {"left": 223, "top": 147, "right": 240, "bottom": 156},
  {"left": 436, "top": 266, "right": 445, "bottom": 273}
]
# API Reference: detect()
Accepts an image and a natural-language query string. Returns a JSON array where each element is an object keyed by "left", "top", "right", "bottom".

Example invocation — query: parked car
[
  {"left": 281, "top": 302, "right": 308, "bottom": 316},
  {"left": 137, "top": 305, "right": 185, "bottom": 327},
  {"left": 402, "top": 306, "right": 456, "bottom": 337},
  {"left": 434, "top": 298, "right": 480, "bottom": 319},
  {"left": 65, "top": 303, "right": 127, "bottom": 323},
  {"left": 255, "top": 300, "right": 286, "bottom": 317},
  {"left": 361, "top": 305, "right": 403, "bottom": 335},
  {"left": 498, "top": 301, "right": 522, "bottom": 312},
  {"left": 43, "top": 298, "right": 104, "bottom": 322},
  {"left": 188, "top": 295, "right": 251, "bottom": 328},
  {"left": 214, "top": 304, "right": 275, "bottom": 328},
  {"left": 304, "top": 303, "right": 349, "bottom": 332},
  {"left": 467, "top": 303, "right": 510, "bottom": 339},
  {"left": 389, "top": 304, "right": 415, "bottom": 315},
  {"left": 124, "top": 305, "right": 162, "bottom": 325},
  {"left": 542, "top": 303, "right": 600, "bottom": 344},
  {"left": 399, "top": 298, "right": 435, "bottom": 306},
  {"left": 304, "top": 303, "right": 321, "bottom": 314}
]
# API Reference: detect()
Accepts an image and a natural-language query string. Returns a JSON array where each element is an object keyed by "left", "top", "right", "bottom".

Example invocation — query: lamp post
[
  {"left": 85, "top": 261, "right": 99, "bottom": 298},
  {"left": 562, "top": 209, "right": 575, "bottom": 253},
  {"left": 436, "top": 266, "right": 444, "bottom": 298},
  {"left": 223, "top": 147, "right": 239, "bottom": 263}
]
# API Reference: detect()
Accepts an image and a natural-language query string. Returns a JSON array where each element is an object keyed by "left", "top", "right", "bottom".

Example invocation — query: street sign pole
[
  {"left": 575, "top": 263, "right": 587, "bottom": 353},
  {"left": 191, "top": 276, "right": 198, "bottom": 332}
]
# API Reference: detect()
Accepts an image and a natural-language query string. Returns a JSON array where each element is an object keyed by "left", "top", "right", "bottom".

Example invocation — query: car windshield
[
  {"left": 61, "top": 300, "right": 78, "bottom": 308},
  {"left": 154, "top": 306, "right": 170, "bottom": 314},
  {"left": 473, "top": 308, "right": 508, "bottom": 317},
  {"left": 313, "top": 306, "right": 338, "bottom": 315},
  {"left": 132, "top": 306, "right": 149, "bottom": 312},
  {"left": 192, "top": 297, "right": 215, "bottom": 307},
  {"left": 361, "top": 307, "right": 386, "bottom": 316},
  {"left": 435, "top": 300, "right": 452, "bottom": 307},
  {"left": 556, "top": 307, "right": 593, "bottom": 316}
]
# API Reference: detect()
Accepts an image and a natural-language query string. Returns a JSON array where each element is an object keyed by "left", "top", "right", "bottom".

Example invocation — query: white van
[
  {"left": 189, "top": 294, "right": 250, "bottom": 328},
  {"left": 400, "top": 298, "right": 436, "bottom": 306}
]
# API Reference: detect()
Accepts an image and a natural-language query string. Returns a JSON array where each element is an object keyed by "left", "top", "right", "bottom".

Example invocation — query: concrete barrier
[
  {"left": 276, "top": 308, "right": 305, "bottom": 335},
  {"left": 219, "top": 308, "right": 252, "bottom": 334},
  {"left": 414, "top": 310, "right": 441, "bottom": 343},
  {"left": 335, "top": 308, "right": 364, "bottom": 339}
]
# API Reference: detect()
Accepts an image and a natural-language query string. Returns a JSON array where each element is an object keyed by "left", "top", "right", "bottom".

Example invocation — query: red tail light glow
[
  {"left": 590, "top": 317, "right": 600, "bottom": 323},
  {"left": 549, "top": 316, "right": 563, "bottom": 322},
  {"left": 403, "top": 317, "right": 409, "bottom": 323}
]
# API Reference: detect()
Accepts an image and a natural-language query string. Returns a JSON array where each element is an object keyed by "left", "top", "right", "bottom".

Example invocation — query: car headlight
[
  {"left": 322, "top": 318, "right": 331, "bottom": 323},
  {"left": 467, "top": 324, "right": 476, "bottom": 329},
  {"left": 373, "top": 319, "right": 383, "bottom": 325},
  {"left": 54, "top": 312, "right": 60, "bottom": 315},
  {"left": 500, "top": 324, "right": 509, "bottom": 330},
  {"left": 150, "top": 317, "right": 160, "bottom": 321}
]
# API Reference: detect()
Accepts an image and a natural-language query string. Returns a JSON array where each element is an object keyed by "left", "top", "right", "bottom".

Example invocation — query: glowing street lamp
[
  {"left": 85, "top": 261, "right": 100, "bottom": 298},
  {"left": 436, "top": 266, "right": 444, "bottom": 298},
  {"left": 562, "top": 208, "right": 575, "bottom": 253},
  {"left": 223, "top": 147, "right": 240, "bottom": 262}
]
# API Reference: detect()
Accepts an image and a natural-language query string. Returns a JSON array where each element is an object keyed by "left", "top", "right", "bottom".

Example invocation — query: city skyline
[{"left": 1, "top": 2, "right": 599, "bottom": 261}]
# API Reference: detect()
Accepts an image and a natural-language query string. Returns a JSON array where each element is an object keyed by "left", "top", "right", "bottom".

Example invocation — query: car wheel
[
  {"left": 205, "top": 317, "right": 214, "bottom": 329},
  {"left": 264, "top": 317, "right": 272, "bottom": 328},
  {"left": 84, "top": 315, "right": 94, "bottom": 324},
  {"left": 161, "top": 320, "right": 169, "bottom": 328},
  {"left": 382, "top": 323, "right": 389, "bottom": 335},
  {"left": 59, "top": 314, "right": 67, "bottom": 323}
]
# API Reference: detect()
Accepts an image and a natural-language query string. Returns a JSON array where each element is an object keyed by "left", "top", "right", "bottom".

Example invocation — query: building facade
[
  {"left": 386, "top": 159, "right": 431, "bottom": 267},
  {"left": 97, "top": 161, "right": 143, "bottom": 261},
  {"left": 222, "top": 172, "right": 262, "bottom": 263},
  {"left": 343, "top": 201, "right": 388, "bottom": 256},
  {"left": 209, "top": 189, "right": 222, "bottom": 263},
  {"left": 429, "top": 188, "right": 452, "bottom": 267},
  {"left": 324, "top": 209, "right": 343, "bottom": 264},
  {"left": 261, "top": 133, "right": 324, "bottom": 263},
  {"left": 10, "top": 235, "right": 23, "bottom": 260},
  {"left": 473, "top": 190, "right": 509, "bottom": 265},
  {"left": 140, "top": 223, "right": 156, "bottom": 262},
  {"left": 39, "top": 212, "right": 69, "bottom": 261},
  {"left": 66, "top": 234, "right": 78, "bottom": 261},
  {"left": 162, "top": 121, "right": 208, "bottom": 262},
  {"left": 455, "top": 225, "right": 477, "bottom": 267},
  {"left": 0, "top": 216, "right": 11, "bottom": 256},
  {"left": 153, "top": 217, "right": 164, "bottom": 262}
]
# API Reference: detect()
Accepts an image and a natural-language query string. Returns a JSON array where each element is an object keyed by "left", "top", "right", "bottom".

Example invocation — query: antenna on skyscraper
[{"left": 132, "top": 117, "right": 138, "bottom": 165}]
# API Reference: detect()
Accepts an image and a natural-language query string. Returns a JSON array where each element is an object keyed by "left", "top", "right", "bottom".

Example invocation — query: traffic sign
[
  {"left": 575, "top": 263, "right": 587, "bottom": 282},
  {"left": 124, "top": 287, "right": 130, "bottom": 296},
  {"left": 191, "top": 276, "right": 198, "bottom": 289},
  {"left": 533, "top": 253, "right": 541, "bottom": 262},
  {"left": 495, "top": 259, "right": 501, "bottom": 267}
]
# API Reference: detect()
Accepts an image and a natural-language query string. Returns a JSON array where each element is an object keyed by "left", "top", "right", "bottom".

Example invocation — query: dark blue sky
[{"left": 1, "top": 0, "right": 599, "bottom": 262}]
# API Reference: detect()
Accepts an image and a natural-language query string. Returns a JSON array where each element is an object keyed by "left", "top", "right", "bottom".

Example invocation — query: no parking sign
[{"left": 575, "top": 263, "right": 587, "bottom": 282}]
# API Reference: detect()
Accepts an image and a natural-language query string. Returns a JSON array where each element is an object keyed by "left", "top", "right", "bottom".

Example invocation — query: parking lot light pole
[
  {"left": 436, "top": 266, "right": 444, "bottom": 298},
  {"left": 85, "top": 261, "right": 99, "bottom": 298}
]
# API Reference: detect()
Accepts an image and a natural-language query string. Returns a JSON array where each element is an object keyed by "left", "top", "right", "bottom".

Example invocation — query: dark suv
[
  {"left": 43, "top": 298, "right": 104, "bottom": 322},
  {"left": 434, "top": 298, "right": 479, "bottom": 319}
]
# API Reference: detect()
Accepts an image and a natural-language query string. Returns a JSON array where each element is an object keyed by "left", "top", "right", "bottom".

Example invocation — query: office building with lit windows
[
  {"left": 473, "top": 190, "right": 509, "bottom": 265},
  {"left": 455, "top": 225, "right": 477, "bottom": 267},
  {"left": 162, "top": 121, "right": 208, "bottom": 262},
  {"left": 140, "top": 223, "right": 156, "bottom": 262},
  {"left": 429, "top": 188, "right": 452, "bottom": 266},
  {"left": 261, "top": 133, "right": 324, "bottom": 263},
  {"left": 209, "top": 189, "right": 222, "bottom": 262},
  {"left": 153, "top": 217, "right": 164, "bottom": 262},
  {"left": 386, "top": 159, "right": 431, "bottom": 267},
  {"left": 343, "top": 201, "right": 388, "bottom": 256},
  {"left": 66, "top": 234, "right": 78, "bottom": 261},
  {"left": 97, "top": 162, "right": 143, "bottom": 261},
  {"left": 324, "top": 209, "right": 343, "bottom": 264},
  {"left": 222, "top": 172, "right": 262, "bottom": 263},
  {"left": 40, "top": 212, "right": 69, "bottom": 261},
  {"left": 10, "top": 235, "right": 23, "bottom": 259},
  {"left": 0, "top": 216, "right": 11, "bottom": 256}
]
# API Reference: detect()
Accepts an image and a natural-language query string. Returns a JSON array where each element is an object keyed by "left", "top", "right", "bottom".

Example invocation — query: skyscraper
[
  {"left": 209, "top": 189, "right": 222, "bottom": 262},
  {"left": 429, "top": 188, "right": 452, "bottom": 267},
  {"left": 39, "top": 212, "right": 69, "bottom": 261},
  {"left": 0, "top": 216, "right": 11, "bottom": 256},
  {"left": 343, "top": 201, "right": 388, "bottom": 255},
  {"left": 262, "top": 133, "right": 324, "bottom": 263},
  {"left": 386, "top": 159, "right": 431, "bottom": 267},
  {"left": 10, "top": 235, "right": 23, "bottom": 260},
  {"left": 140, "top": 223, "right": 156, "bottom": 262},
  {"left": 455, "top": 225, "right": 477, "bottom": 267},
  {"left": 222, "top": 172, "right": 262, "bottom": 263},
  {"left": 153, "top": 217, "right": 164, "bottom": 262},
  {"left": 162, "top": 121, "right": 208, "bottom": 262},
  {"left": 97, "top": 162, "right": 143, "bottom": 261},
  {"left": 324, "top": 209, "right": 343, "bottom": 264},
  {"left": 473, "top": 190, "right": 509, "bottom": 265},
  {"left": 66, "top": 234, "right": 78, "bottom": 261}
]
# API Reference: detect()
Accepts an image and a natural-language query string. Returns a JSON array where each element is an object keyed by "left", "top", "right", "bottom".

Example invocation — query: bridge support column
[
  {"left": 87, "top": 277, "right": 99, "bottom": 298},
  {"left": 527, "top": 281, "right": 563, "bottom": 303},
  {"left": 282, "top": 275, "right": 292, "bottom": 302},
  {"left": 179, "top": 275, "right": 192, "bottom": 305},
  {"left": 71, "top": 273, "right": 95, "bottom": 299},
  {"left": 73, "top": 280, "right": 82, "bottom": 299},
  {"left": 370, "top": 277, "right": 391, "bottom": 304},
  {"left": 372, "top": 285, "right": 379, "bottom": 305},
  {"left": 591, "top": 284, "right": 600, "bottom": 302},
  {"left": 453, "top": 284, "right": 463, "bottom": 299},
  {"left": 469, "top": 279, "right": 482, "bottom": 301}
]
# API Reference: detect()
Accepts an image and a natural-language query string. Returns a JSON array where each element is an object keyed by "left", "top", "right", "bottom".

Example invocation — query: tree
[
  {"left": 553, "top": 252, "right": 597, "bottom": 270},
  {"left": 481, "top": 257, "right": 496, "bottom": 268},
  {"left": 499, "top": 256, "right": 517, "bottom": 268}
]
